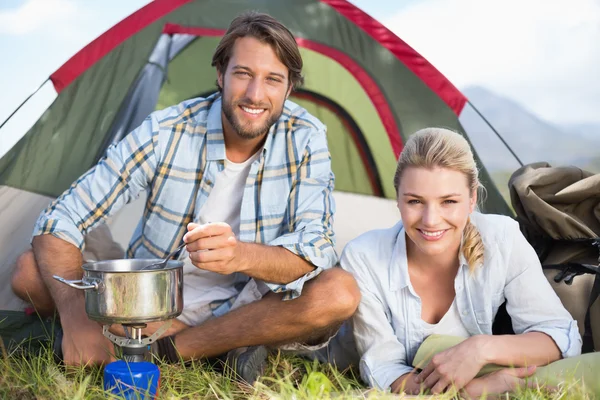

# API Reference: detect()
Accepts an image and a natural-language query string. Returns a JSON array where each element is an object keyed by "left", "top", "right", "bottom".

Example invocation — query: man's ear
[
  {"left": 217, "top": 70, "right": 224, "bottom": 91},
  {"left": 285, "top": 83, "right": 293, "bottom": 99}
]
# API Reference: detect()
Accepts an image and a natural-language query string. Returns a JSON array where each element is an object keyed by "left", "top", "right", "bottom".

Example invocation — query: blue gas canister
[{"left": 103, "top": 360, "right": 160, "bottom": 399}]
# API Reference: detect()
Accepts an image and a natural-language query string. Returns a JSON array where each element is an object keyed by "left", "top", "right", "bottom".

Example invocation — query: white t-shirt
[
  {"left": 178, "top": 151, "right": 261, "bottom": 323},
  {"left": 196, "top": 151, "right": 261, "bottom": 235},
  {"left": 421, "top": 299, "right": 470, "bottom": 338}
]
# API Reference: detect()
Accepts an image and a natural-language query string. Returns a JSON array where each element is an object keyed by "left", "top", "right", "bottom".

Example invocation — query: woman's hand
[
  {"left": 461, "top": 366, "right": 538, "bottom": 399},
  {"left": 416, "top": 335, "right": 490, "bottom": 393},
  {"left": 391, "top": 371, "right": 422, "bottom": 395}
]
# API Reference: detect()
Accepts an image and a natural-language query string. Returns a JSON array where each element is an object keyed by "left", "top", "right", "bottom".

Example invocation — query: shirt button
[
  {"left": 457, "top": 285, "right": 463, "bottom": 291},
  {"left": 462, "top": 311, "right": 468, "bottom": 316}
]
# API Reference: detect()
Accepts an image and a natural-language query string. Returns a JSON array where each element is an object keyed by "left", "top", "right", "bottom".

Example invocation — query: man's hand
[
  {"left": 461, "top": 366, "right": 539, "bottom": 399},
  {"left": 30, "top": 235, "right": 114, "bottom": 366},
  {"left": 416, "top": 335, "right": 489, "bottom": 393},
  {"left": 184, "top": 222, "right": 243, "bottom": 275},
  {"left": 61, "top": 314, "right": 114, "bottom": 366}
]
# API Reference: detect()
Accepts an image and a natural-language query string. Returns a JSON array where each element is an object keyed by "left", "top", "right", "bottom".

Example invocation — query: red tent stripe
[
  {"left": 295, "top": 37, "right": 403, "bottom": 156},
  {"left": 162, "top": 24, "right": 224, "bottom": 36},
  {"left": 50, "top": 0, "right": 466, "bottom": 118},
  {"left": 50, "top": 0, "right": 194, "bottom": 93},
  {"left": 162, "top": 24, "right": 403, "bottom": 157},
  {"left": 320, "top": 0, "right": 467, "bottom": 115}
]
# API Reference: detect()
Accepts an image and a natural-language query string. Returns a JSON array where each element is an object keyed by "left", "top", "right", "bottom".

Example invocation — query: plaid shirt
[{"left": 34, "top": 94, "right": 337, "bottom": 299}]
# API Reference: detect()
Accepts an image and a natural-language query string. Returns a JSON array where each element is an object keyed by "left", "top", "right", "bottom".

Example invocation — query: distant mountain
[
  {"left": 460, "top": 86, "right": 600, "bottom": 173},
  {"left": 560, "top": 122, "right": 600, "bottom": 143},
  {"left": 560, "top": 123, "right": 600, "bottom": 172}
]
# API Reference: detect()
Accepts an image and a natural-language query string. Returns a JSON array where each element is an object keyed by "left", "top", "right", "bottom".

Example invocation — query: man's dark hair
[{"left": 211, "top": 11, "right": 304, "bottom": 91}]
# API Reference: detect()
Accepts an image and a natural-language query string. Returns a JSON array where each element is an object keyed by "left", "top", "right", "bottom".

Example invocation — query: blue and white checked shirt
[
  {"left": 34, "top": 94, "right": 337, "bottom": 299},
  {"left": 340, "top": 212, "right": 582, "bottom": 390}
]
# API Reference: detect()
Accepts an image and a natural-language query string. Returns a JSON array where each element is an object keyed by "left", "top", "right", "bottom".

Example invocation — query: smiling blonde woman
[{"left": 340, "top": 127, "right": 583, "bottom": 397}]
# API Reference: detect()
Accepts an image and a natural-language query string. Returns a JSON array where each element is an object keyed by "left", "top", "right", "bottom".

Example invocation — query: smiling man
[{"left": 11, "top": 11, "right": 360, "bottom": 383}]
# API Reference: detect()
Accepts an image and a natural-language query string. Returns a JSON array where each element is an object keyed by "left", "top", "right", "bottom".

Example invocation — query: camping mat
[{"left": 413, "top": 334, "right": 600, "bottom": 396}]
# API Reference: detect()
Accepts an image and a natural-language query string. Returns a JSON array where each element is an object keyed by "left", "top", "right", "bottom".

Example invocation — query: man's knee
[
  {"left": 308, "top": 268, "right": 361, "bottom": 327},
  {"left": 322, "top": 268, "right": 361, "bottom": 317},
  {"left": 11, "top": 249, "right": 37, "bottom": 298}
]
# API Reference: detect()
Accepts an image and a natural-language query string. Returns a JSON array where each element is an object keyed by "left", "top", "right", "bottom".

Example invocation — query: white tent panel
[
  {"left": 0, "top": 187, "right": 398, "bottom": 311},
  {"left": 0, "top": 186, "right": 53, "bottom": 310},
  {"left": 104, "top": 190, "right": 400, "bottom": 257}
]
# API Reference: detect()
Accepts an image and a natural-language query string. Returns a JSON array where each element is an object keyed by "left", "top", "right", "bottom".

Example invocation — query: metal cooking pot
[{"left": 53, "top": 259, "right": 183, "bottom": 324}]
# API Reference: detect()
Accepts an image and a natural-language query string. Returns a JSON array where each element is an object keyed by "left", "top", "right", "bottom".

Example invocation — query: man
[{"left": 11, "top": 11, "right": 360, "bottom": 382}]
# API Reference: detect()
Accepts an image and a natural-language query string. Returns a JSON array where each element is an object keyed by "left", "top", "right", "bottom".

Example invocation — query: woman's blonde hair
[{"left": 394, "top": 127, "right": 484, "bottom": 272}]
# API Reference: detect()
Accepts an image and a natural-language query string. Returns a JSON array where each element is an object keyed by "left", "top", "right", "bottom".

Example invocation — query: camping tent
[{"left": 0, "top": 0, "right": 512, "bottom": 310}]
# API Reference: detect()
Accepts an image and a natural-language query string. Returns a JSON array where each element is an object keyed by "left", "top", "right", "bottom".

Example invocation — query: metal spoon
[{"left": 141, "top": 242, "right": 186, "bottom": 271}]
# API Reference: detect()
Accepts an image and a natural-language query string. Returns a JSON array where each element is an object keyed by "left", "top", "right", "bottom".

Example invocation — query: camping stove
[
  {"left": 101, "top": 320, "right": 174, "bottom": 398},
  {"left": 102, "top": 320, "right": 173, "bottom": 362},
  {"left": 53, "top": 258, "right": 184, "bottom": 398}
]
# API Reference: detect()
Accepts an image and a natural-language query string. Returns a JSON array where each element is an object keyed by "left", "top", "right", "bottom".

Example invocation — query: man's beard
[{"left": 222, "top": 97, "right": 283, "bottom": 139}]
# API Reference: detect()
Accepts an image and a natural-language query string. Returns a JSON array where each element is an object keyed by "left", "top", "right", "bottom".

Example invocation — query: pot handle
[{"left": 53, "top": 275, "right": 99, "bottom": 290}]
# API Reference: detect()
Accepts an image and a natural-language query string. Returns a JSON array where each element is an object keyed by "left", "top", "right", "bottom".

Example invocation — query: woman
[{"left": 340, "top": 128, "right": 582, "bottom": 397}]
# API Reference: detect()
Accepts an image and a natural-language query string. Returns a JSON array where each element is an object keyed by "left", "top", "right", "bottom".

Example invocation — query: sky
[
  {"left": 378, "top": 0, "right": 600, "bottom": 127},
  {"left": 0, "top": 0, "right": 598, "bottom": 156}
]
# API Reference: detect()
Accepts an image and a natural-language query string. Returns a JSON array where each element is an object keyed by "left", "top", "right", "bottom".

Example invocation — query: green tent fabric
[
  {"left": 0, "top": 0, "right": 514, "bottom": 311},
  {"left": 0, "top": 0, "right": 510, "bottom": 213}
]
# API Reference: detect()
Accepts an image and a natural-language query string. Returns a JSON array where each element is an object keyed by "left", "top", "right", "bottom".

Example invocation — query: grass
[{"left": 0, "top": 339, "right": 595, "bottom": 400}]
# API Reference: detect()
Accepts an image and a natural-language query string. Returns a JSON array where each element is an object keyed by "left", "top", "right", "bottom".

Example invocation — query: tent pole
[
  {"left": 466, "top": 100, "right": 524, "bottom": 167},
  {"left": 0, "top": 78, "right": 50, "bottom": 132}
]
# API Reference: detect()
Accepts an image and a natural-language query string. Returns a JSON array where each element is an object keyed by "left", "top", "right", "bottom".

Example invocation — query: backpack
[{"left": 493, "top": 162, "right": 600, "bottom": 353}]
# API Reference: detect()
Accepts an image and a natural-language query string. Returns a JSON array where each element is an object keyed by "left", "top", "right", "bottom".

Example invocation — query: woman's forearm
[{"left": 479, "top": 332, "right": 561, "bottom": 367}]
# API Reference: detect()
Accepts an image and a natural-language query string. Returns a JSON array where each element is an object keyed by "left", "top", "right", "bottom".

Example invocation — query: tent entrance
[
  {"left": 156, "top": 33, "right": 398, "bottom": 198},
  {"left": 291, "top": 89, "right": 384, "bottom": 197}
]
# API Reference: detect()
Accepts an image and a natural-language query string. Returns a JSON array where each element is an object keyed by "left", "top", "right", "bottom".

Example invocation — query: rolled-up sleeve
[
  {"left": 340, "top": 245, "right": 413, "bottom": 390},
  {"left": 33, "top": 115, "right": 160, "bottom": 249},
  {"left": 504, "top": 223, "right": 582, "bottom": 358},
  {"left": 266, "top": 127, "right": 336, "bottom": 299}
]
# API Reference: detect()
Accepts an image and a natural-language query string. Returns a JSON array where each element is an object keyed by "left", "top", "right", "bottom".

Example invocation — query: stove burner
[{"left": 102, "top": 320, "right": 173, "bottom": 362}]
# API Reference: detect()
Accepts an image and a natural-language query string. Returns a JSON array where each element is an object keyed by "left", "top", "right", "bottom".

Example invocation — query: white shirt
[
  {"left": 197, "top": 151, "right": 261, "bottom": 235},
  {"left": 340, "top": 212, "right": 582, "bottom": 391},
  {"left": 421, "top": 300, "right": 470, "bottom": 338},
  {"left": 179, "top": 151, "right": 261, "bottom": 318}
]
